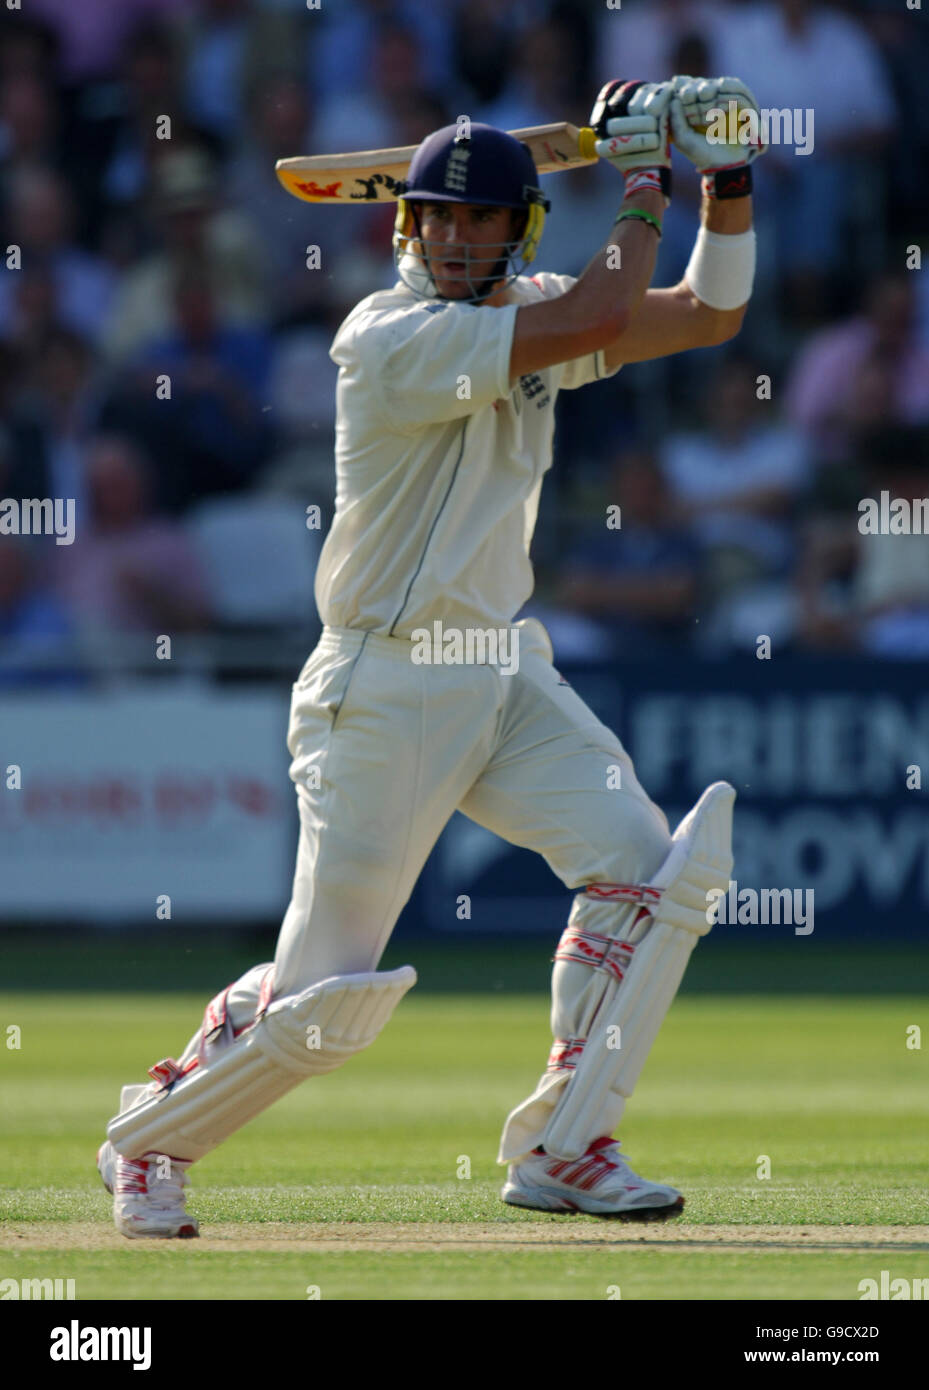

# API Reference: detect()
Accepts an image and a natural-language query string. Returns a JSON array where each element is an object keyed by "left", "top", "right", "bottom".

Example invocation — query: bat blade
[{"left": 275, "top": 123, "right": 598, "bottom": 205}]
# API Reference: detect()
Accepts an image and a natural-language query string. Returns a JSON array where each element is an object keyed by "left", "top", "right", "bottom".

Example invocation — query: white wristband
[{"left": 684, "top": 227, "right": 756, "bottom": 312}]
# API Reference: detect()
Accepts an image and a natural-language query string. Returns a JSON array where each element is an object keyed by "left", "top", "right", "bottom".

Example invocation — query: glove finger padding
[
  {"left": 594, "top": 116, "right": 663, "bottom": 164},
  {"left": 589, "top": 78, "right": 673, "bottom": 180},
  {"left": 674, "top": 74, "right": 761, "bottom": 130},
  {"left": 669, "top": 97, "right": 721, "bottom": 171},
  {"left": 672, "top": 74, "right": 767, "bottom": 169},
  {"left": 670, "top": 96, "right": 766, "bottom": 177},
  {"left": 626, "top": 81, "right": 674, "bottom": 119},
  {"left": 588, "top": 79, "right": 645, "bottom": 136}
]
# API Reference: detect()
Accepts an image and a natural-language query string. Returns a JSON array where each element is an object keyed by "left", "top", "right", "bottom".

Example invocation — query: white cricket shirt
[{"left": 315, "top": 271, "right": 621, "bottom": 637}]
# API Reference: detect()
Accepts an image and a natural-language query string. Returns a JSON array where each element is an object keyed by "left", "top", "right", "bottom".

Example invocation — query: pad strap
[
  {"left": 554, "top": 925, "right": 636, "bottom": 982},
  {"left": 109, "top": 968, "right": 417, "bottom": 1163},
  {"left": 498, "top": 783, "right": 736, "bottom": 1164},
  {"left": 547, "top": 1037, "right": 586, "bottom": 1072},
  {"left": 579, "top": 882, "right": 661, "bottom": 906}
]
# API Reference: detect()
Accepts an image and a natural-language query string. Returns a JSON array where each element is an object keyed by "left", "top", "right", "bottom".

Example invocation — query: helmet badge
[{"left": 444, "top": 144, "right": 470, "bottom": 194}]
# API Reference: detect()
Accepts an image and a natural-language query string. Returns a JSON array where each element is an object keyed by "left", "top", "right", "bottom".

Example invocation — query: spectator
[
  {"left": 0, "top": 70, "right": 62, "bottom": 175},
  {"left": 183, "top": 0, "right": 255, "bottom": 144},
  {"left": 0, "top": 0, "right": 918, "bottom": 680},
  {"left": 0, "top": 165, "right": 115, "bottom": 342},
  {"left": 802, "top": 350, "right": 894, "bottom": 519},
  {"left": 478, "top": 16, "right": 588, "bottom": 132},
  {"left": 259, "top": 305, "right": 342, "bottom": 515},
  {"left": 103, "top": 145, "right": 267, "bottom": 364},
  {"left": 0, "top": 536, "right": 77, "bottom": 687},
  {"left": 553, "top": 448, "right": 700, "bottom": 656},
  {"left": 307, "top": 0, "right": 453, "bottom": 108},
  {"left": 716, "top": 0, "right": 896, "bottom": 156},
  {"left": 102, "top": 264, "right": 273, "bottom": 512},
  {"left": 798, "top": 425, "right": 929, "bottom": 658},
  {"left": 101, "top": 18, "right": 199, "bottom": 212},
  {"left": 0, "top": 14, "right": 61, "bottom": 86},
  {"left": 450, "top": 0, "right": 518, "bottom": 106},
  {"left": 54, "top": 434, "right": 213, "bottom": 638},
  {"left": 595, "top": 0, "right": 722, "bottom": 87},
  {"left": 385, "top": 84, "right": 451, "bottom": 150},
  {"left": 864, "top": 0, "right": 929, "bottom": 229},
  {"left": 311, "top": 21, "right": 434, "bottom": 155},
  {"left": 28, "top": 0, "right": 187, "bottom": 85},
  {"left": 3, "top": 266, "right": 60, "bottom": 378},
  {"left": 713, "top": 0, "right": 896, "bottom": 313},
  {"left": 138, "top": 261, "right": 273, "bottom": 398},
  {"left": 182, "top": 0, "right": 309, "bottom": 144},
  {"left": 659, "top": 357, "right": 810, "bottom": 605},
  {"left": 2, "top": 327, "right": 102, "bottom": 530},
  {"left": 227, "top": 71, "right": 367, "bottom": 317},
  {"left": 786, "top": 272, "right": 929, "bottom": 466}
]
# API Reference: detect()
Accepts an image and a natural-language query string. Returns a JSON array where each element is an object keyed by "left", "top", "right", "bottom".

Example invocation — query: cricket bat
[{"left": 275, "top": 123, "right": 599, "bottom": 205}]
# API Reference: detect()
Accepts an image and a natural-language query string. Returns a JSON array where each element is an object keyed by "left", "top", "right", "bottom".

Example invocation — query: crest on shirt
[{"left": 519, "top": 373, "right": 550, "bottom": 409}]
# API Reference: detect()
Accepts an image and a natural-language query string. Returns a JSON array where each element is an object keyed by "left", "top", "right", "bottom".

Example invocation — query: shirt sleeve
[
  {"left": 524, "top": 271, "right": 622, "bottom": 392},
  {"left": 333, "top": 297, "right": 518, "bottom": 432},
  {"left": 558, "top": 344, "right": 621, "bottom": 391}
]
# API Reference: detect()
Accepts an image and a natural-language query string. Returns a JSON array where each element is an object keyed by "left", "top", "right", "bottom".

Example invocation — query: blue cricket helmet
[{"left": 393, "top": 123, "right": 551, "bottom": 303}]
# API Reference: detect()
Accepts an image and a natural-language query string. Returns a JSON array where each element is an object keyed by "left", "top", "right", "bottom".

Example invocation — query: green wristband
[{"left": 613, "top": 208, "right": 663, "bottom": 238}]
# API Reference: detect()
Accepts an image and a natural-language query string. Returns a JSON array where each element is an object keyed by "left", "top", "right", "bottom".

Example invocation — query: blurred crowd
[{"left": 1, "top": 0, "right": 928, "bottom": 682}]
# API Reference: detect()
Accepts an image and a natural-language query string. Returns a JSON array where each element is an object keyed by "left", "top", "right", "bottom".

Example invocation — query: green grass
[
  {"left": 1, "top": 986, "right": 927, "bottom": 1299},
  {"left": 2, "top": 930, "right": 927, "bottom": 994},
  {"left": 0, "top": 1248, "right": 902, "bottom": 1302}
]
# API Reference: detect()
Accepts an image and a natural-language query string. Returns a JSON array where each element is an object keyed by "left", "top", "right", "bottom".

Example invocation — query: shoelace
[{"left": 593, "top": 1143, "right": 645, "bottom": 1183}]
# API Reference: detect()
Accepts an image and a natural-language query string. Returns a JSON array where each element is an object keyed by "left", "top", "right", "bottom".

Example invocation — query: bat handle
[{"left": 578, "top": 127, "right": 598, "bottom": 160}]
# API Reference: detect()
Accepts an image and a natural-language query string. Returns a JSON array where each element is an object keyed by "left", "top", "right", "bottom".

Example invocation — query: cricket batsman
[{"left": 97, "top": 77, "right": 764, "bottom": 1236}]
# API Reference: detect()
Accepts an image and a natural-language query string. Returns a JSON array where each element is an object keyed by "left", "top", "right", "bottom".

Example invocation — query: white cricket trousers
[{"left": 180, "top": 617, "right": 672, "bottom": 1158}]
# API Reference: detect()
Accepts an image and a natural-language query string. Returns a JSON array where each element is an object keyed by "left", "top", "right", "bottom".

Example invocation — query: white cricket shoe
[
  {"left": 502, "top": 1136, "right": 684, "bottom": 1220},
  {"left": 97, "top": 1140, "right": 199, "bottom": 1239}
]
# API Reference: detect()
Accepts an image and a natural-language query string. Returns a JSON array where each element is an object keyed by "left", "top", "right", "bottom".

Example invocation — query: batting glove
[
  {"left": 589, "top": 79, "right": 674, "bottom": 204},
  {"left": 669, "top": 75, "right": 766, "bottom": 200}
]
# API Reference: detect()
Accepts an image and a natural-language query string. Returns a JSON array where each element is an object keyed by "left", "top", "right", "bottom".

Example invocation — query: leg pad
[{"left": 108, "top": 967, "right": 416, "bottom": 1163}]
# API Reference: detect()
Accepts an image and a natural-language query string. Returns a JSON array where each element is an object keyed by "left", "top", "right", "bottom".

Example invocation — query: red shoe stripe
[
  {"left": 558, "top": 1156, "right": 600, "bottom": 1186},
  {"left": 577, "top": 1163, "right": 618, "bottom": 1191}
]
